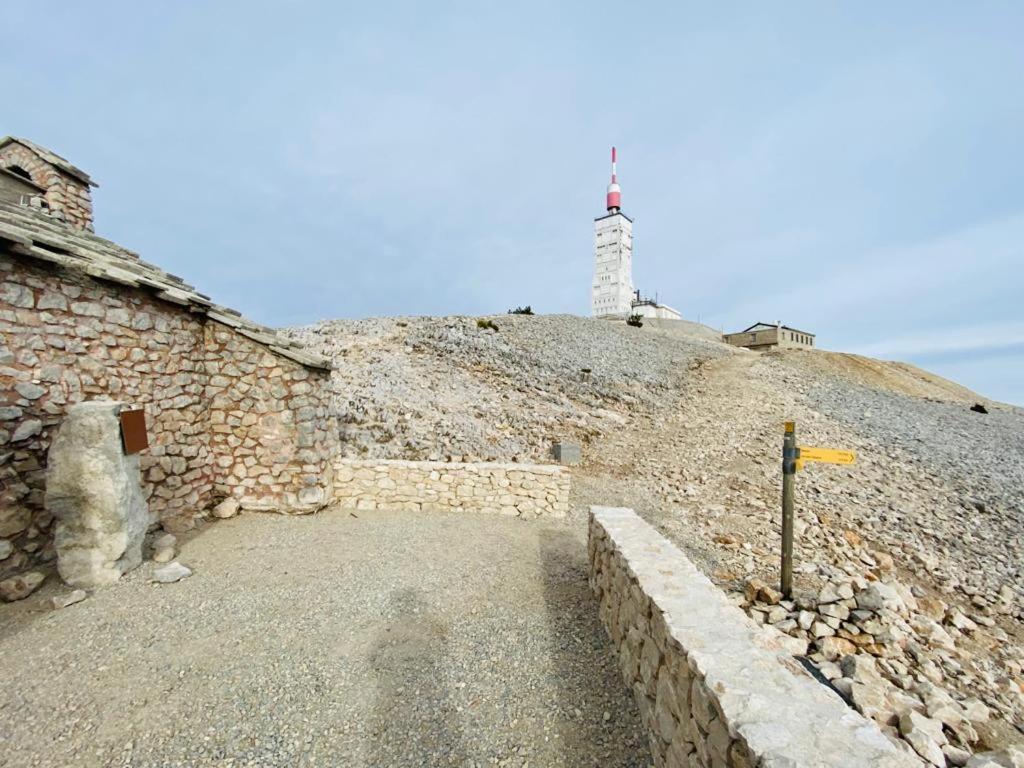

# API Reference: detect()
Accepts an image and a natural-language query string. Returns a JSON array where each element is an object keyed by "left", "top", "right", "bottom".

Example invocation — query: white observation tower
[{"left": 591, "top": 146, "right": 634, "bottom": 317}]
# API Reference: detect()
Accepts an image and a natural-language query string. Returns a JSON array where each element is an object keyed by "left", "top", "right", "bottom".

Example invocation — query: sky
[{"left": 3, "top": 2, "right": 1023, "bottom": 404}]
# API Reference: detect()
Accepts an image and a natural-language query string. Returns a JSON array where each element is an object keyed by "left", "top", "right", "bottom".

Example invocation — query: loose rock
[
  {"left": 51, "top": 589, "right": 88, "bottom": 609},
  {"left": 211, "top": 497, "right": 240, "bottom": 519},
  {"left": 152, "top": 562, "right": 192, "bottom": 584},
  {"left": 151, "top": 533, "right": 177, "bottom": 563},
  {"left": 0, "top": 570, "right": 45, "bottom": 602}
]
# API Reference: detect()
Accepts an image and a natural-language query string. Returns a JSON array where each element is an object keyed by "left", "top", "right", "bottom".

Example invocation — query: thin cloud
[
  {"left": 849, "top": 322, "right": 1024, "bottom": 359},
  {"left": 716, "top": 211, "right": 1024, "bottom": 330}
]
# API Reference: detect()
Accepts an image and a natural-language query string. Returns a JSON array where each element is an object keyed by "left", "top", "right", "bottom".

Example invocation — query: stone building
[
  {"left": 629, "top": 292, "right": 682, "bottom": 321},
  {"left": 0, "top": 140, "right": 340, "bottom": 580},
  {"left": 0, "top": 137, "right": 96, "bottom": 232},
  {"left": 724, "top": 322, "right": 816, "bottom": 351}
]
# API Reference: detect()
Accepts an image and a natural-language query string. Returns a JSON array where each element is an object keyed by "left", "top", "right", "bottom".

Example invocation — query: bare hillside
[
  {"left": 800, "top": 351, "right": 984, "bottom": 402},
  {"left": 284, "top": 314, "right": 1024, "bottom": 759},
  {"left": 283, "top": 314, "right": 727, "bottom": 462}
]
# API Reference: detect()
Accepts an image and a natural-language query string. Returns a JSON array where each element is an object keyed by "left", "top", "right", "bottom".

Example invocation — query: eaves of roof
[
  {"left": 0, "top": 136, "right": 97, "bottom": 187},
  {"left": 0, "top": 203, "right": 332, "bottom": 371}
]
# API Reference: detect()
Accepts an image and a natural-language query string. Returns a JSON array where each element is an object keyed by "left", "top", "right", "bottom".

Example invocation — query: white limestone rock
[
  {"left": 0, "top": 570, "right": 45, "bottom": 602},
  {"left": 211, "top": 497, "right": 240, "bottom": 519},
  {"left": 51, "top": 589, "right": 88, "bottom": 609},
  {"left": 960, "top": 697, "right": 991, "bottom": 724},
  {"left": 898, "top": 710, "right": 946, "bottom": 746},
  {"left": 812, "top": 620, "right": 836, "bottom": 638},
  {"left": 903, "top": 727, "right": 946, "bottom": 767},
  {"left": 840, "top": 653, "right": 880, "bottom": 683},
  {"left": 46, "top": 401, "right": 149, "bottom": 588},
  {"left": 840, "top": 654, "right": 919, "bottom": 728},
  {"left": 758, "top": 623, "right": 809, "bottom": 656},
  {"left": 818, "top": 635, "right": 856, "bottom": 661},
  {"left": 943, "top": 744, "right": 972, "bottom": 767},
  {"left": 856, "top": 584, "right": 888, "bottom": 612},
  {"left": 151, "top": 533, "right": 177, "bottom": 563},
  {"left": 967, "top": 748, "right": 1024, "bottom": 768},
  {"left": 818, "top": 582, "right": 843, "bottom": 605},
  {"left": 152, "top": 562, "right": 191, "bottom": 584},
  {"left": 947, "top": 610, "right": 978, "bottom": 632}
]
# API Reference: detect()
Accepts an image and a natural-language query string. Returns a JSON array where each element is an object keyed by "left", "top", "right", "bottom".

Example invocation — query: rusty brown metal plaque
[{"left": 119, "top": 409, "right": 149, "bottom": 455}]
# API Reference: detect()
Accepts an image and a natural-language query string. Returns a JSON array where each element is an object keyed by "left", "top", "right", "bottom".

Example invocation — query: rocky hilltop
[{"left": 284, "top": 313, "right": 1024, "bottom": 763}]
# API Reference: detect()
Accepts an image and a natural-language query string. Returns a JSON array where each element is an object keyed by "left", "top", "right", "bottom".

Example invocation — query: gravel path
[{"left": 0, "top": 510, "right": 647, "bottom": 768}]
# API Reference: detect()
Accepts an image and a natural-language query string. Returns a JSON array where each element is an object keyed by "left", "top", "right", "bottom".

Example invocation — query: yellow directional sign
[{"left": 796, "top": 446, "right": 856, "bottom": 470}]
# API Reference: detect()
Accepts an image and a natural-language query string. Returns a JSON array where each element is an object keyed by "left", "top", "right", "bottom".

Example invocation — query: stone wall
[
  {"left": 334, "top": 459, "right": 569, "bottom": 518},
  {"left": 0, "top": 250, "right": 338, "bottom": 577},
  {"left": 588, "top": 507, "right": 919, "bottom": 768},
  {"left": 0, "top": 142, "right": 93, "bottom": 232}
]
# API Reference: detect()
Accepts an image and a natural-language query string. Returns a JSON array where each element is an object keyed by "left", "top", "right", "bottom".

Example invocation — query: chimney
[{"left": 0, "top": 137, "right": 97, "bottom": 232}]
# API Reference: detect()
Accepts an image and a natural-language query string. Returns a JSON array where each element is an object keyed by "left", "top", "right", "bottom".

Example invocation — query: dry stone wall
[
  {"left": 0, "top": 251, "right": 338, "bottom": 577},
  {"left": 334, "top": 458, "right": 569, "bottom": 517},
  {"left": 588, "top": 506, "right": 920, "bottom": 768}
]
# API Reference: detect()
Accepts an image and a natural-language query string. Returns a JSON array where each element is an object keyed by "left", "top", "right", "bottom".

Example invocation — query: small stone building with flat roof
[{"left": 724, "top": 322, "right": 816, "bottom": 351}]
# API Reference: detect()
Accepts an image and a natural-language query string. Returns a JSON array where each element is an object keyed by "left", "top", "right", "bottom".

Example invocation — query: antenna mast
[{"left": 606, "top": 146, "right": 621, "bottom": 212}]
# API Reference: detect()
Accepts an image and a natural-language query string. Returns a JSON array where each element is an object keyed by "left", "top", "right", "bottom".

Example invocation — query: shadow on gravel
[
  {"left": 367, "top": 587, "right": 467, "bottom": 766},
  {"left": 538, "top": 527, "right": 647, "bottom": 766}
]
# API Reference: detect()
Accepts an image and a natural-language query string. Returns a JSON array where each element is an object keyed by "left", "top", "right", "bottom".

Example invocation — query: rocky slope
[
  {"left": 284, "top": 314, "right": 1024, "bottom": 765},
  {"left": 283, "top": 314, "right": 726, "bottom": 462}
]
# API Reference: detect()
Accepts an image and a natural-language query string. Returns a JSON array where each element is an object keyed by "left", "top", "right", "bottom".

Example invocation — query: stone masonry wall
[
  {"left": 0, "top": 251, "right": 338, "bottom": 578},
  {"left": 334, "top": 459, "right": 569, "bottom": 518},
  {"left": 588, "top": 507, "right": 920, "bottom": 768},
  {"left": 0, "top": 143, "right": 93, "bottom": 232}
]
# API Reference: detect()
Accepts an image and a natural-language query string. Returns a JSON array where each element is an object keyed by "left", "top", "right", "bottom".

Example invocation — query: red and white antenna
[{"left": 606, "top": 146, "right": 621, "bottom": 212}]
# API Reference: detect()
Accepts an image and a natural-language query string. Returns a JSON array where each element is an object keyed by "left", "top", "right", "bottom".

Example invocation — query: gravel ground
[
  {"left": 274, "top": 313, "right": 1024, "bottom": 755},
  {"left": 0, "top": 510, "right": 647, "bottom": 768}
]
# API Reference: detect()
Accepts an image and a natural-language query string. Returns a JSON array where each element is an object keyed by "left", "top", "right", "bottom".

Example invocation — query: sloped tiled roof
[
  {"left": 738, "top": 322, "right": 815, "bottom": 336},
  {"left": 0, "top": 202, "right": 331, "bottom": 370},
  {"left": 0, "top": 136, "right": 97, "bottom": 187}
]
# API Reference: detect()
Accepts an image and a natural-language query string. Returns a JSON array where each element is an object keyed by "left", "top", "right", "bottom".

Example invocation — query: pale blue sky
[{"left": 4, "top": 3, "right": 1023, "bottom": 403}]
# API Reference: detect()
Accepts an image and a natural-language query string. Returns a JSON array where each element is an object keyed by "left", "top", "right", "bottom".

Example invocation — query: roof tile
[{"left": 0, "top": 203, "right": 332, "bottom": 371}]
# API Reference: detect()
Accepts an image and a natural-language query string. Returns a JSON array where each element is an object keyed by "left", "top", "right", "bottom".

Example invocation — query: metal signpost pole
[{"left": 781, "top": 422, "right": 797, "bottom": 598}]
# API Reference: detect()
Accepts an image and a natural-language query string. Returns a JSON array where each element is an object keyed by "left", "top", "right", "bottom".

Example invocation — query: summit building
[
  {"left": 590, "top": 148, "right": 680, "bottom": 320},
  {"left": 591, "top": 147, "right": 635, "bottom": 317}
]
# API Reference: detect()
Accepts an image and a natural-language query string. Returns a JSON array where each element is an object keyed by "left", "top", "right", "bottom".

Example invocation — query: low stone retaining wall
[
  {"left": 334, "top": 459, "right": 569, "bottom": 518},
  {"left": 588, "top": 507, "right": 918, "bottom": 768}
]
